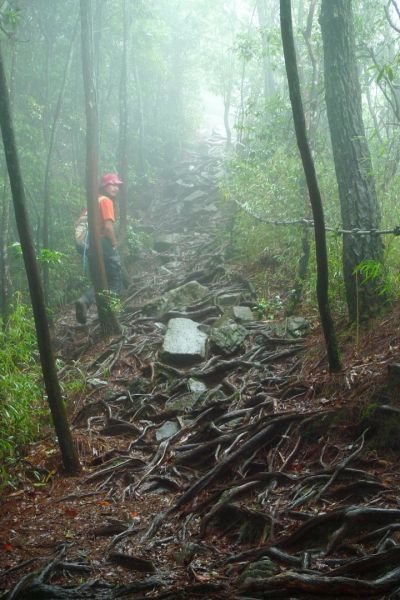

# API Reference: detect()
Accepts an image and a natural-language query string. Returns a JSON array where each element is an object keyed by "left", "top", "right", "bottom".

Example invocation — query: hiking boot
[{"left": 75, "top": 298, "right": 88, "bottom": 324}]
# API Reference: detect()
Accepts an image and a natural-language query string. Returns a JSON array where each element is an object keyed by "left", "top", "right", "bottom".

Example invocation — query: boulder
[
  {"left": 210, "top": 320, "right": 247, "bottom": 355},
  {"left": 153, "top": 233, "right": 181, "bottom": 252},
  {"left": 233, "top": 305, "right": 255, "bottom": 322},
  {"left": 143, "top": 281, "right": 209, "bottom": 317},
  {"left": 161, "top": 318, "right": 208, "bottom": 365},
  {"left": 216, "top": 292, "right": 242, "bottom": 307},
  {"left": 286, "top": 316, "right": 308, "bottom": 336}
]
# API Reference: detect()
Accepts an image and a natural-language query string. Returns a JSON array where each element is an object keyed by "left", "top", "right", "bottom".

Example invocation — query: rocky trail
[{"left": 2, "top": 135, "right": 400, "bottom": 599}]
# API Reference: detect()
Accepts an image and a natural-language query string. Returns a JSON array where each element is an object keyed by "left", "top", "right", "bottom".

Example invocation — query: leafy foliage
[{"left": 0, "top": 297, "right": 46, "bottom": 490}]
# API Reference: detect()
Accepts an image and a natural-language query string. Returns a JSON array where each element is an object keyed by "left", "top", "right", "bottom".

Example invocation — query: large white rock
[{"left": 161, "top": 318, "right": 207, "bottom": 365}]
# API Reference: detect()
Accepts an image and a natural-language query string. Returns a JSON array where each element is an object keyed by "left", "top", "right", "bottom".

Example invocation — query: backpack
[{"left": 75, "top": 209, "right": 88, "bottom": 250}]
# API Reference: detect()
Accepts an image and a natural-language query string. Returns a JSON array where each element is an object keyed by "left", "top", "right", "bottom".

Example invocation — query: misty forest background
[{"left": 1, "top": 0, "right": 400, "bottom": 483}]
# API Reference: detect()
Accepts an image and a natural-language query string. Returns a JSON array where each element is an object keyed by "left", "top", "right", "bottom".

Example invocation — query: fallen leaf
[
  {"left": 64, "top": 507, "right": 78, "bottom": 518},
  {"left": 99, "top": 500, "right": 110, "bottom": 507},
  {"left": 3, "top": 543, "right": 13, "bottom": 552}
]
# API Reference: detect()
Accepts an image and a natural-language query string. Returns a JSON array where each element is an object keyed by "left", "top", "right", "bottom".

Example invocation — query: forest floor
[{"left": 2, "top": 136, "right": 400, "bottom": 599}]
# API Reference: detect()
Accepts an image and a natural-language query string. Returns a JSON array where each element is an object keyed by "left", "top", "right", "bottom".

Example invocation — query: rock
[
  {"left": 176, "top": 178, "right": 194, "bottom": 188},
  {"left": 154, "top": 233, "right": 181, "bottom": 252},
  {"left": 156, "top": 420, "right": 180, "bottom": 441},
  {"left": 233, "top": 306, "right": 255, "bottom": 322},
  {"left": 127, "top": 376, "right": 151, "bottom": 394},
  {"left": 87, "top": 377, "right": 108, "bottom": 389},
  {"left": 143, "top": 281, "right": 209, "bottom": 317},
  {"left": 239, "top": 558, "right": 279, "bottom": 582},
  {"left": 216, "top": 293, "right": 242, "bottom": 307},
  {"left": 165, "top": 380, "right": 207, "bottom": 411},
  {"left": 210, "top": 320, "right": 247, "bottom": 355},
  {"left": 187, "top": 378, "right": 207, "bottom": 395},
  {"left": 161, "top": 318, "right": 208, "bottom": 364},
  {"left": 182, "top": 189, "right": 207, "bottom": 204},
  {"left": 286, "top": 316, "right": 308, "bottom": 336}
]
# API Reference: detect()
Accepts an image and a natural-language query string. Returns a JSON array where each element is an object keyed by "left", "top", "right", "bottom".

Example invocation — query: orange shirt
[{"left": 98, "top": 195, "right": 115, "bottom": 235}]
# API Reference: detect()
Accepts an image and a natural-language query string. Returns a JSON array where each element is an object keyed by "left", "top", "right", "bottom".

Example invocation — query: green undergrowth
[{"left": 0, "top": 298, "right": 46, "bottom": 490}]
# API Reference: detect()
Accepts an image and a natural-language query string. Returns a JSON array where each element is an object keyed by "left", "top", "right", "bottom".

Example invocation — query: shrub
[{"left": 0, "top": 297, "right": 46, "bottom": 490}]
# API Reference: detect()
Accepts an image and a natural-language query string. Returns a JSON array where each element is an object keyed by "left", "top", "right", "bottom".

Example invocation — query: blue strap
[{"left": 82, "top": 230, "right": 89, "bottom": 273}]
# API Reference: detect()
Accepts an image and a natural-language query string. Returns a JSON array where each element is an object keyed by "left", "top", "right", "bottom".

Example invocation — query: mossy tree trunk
[{"left": 320, "top": 0, "right": 384, "bottom": 321}]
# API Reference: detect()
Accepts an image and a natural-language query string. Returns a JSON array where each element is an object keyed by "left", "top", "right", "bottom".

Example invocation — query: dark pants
[{"left": 80, "top": 239, "right": 122, "bottom": 306}]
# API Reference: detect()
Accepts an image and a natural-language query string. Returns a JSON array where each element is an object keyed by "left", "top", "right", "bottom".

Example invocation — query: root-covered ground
[{"left": 2, "top": 136, "right": 400, "bottom": 599}]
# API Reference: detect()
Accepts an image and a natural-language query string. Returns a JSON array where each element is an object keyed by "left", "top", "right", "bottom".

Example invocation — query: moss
[{"left": 301, "top": 408, "right": 348, "bottom": 442}]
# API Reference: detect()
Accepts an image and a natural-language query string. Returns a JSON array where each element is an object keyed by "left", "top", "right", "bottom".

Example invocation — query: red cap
[{"left": 101, "top": 173, "right": 123, "bottom": 186}]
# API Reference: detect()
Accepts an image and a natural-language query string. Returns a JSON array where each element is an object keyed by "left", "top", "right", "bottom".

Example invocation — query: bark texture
[
  {"left": 0, "top": 42, "right": 80, "bottom": 474},
  {"left": 280, "top": 0, "right": 341, "bottom": 372},
  {"left": 320, "top": 0, "right": 384, "bottom": 321},
  {"left": 80, "top": 0, "right": 120, "bottom": 335}
]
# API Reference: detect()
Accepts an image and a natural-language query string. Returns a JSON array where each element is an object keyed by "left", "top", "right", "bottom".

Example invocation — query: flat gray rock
[
  {"left": 156, "top": 420, "right": 179, "bottom": 441},
  {"left": 216, "top": 293, "right": 242, "bottom": 307},
  {"left": 233, "top": 306, "right": 255, "bottom": 322},
  {"left": 187, "top": 378, "right": 207, "bottom": 395},
  {"left": 161, "top": 318, "right": 208, "bottom": 364}
]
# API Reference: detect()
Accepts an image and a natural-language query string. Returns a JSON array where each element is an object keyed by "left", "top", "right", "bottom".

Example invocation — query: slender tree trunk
[
  {"left": 0, "top": 38, "right": 15, "bottom": 322},
  {"left": 320, "top": 0, "right": 384, "bottom": 321},
  {"left": 118, "top": 0, "right": 129, "bottom": 244},
  {"left": 133, "top": 54, "right": 145, "bottom": 175},
  {"left": 42, "top": 20, "right": 78, "bottom": 305},
  {"left": 94, "top": 0, "right": 104, "bottom": 147},
  {"left": 256, "top": 0, "right": 275, "bottom": 101},
  {"left": 280, "top": 0, "right": 341, "bottom": 372},
  {"left": 80, "top": 0, "right": 121, "bottom": 336},
  {"left": 0, "top": 42, "right": 81, "bottom": 473},
  {"left": 223, "top": 84, "right": 232, "bottom": 148},
  {"left": 0, "top": 180, "right": 11, "bottom": 323}
]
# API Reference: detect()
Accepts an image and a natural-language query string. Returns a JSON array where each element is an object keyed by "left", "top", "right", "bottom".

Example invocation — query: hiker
[{"left": 75, "top": 172, "right": 123, "bottom": 324}]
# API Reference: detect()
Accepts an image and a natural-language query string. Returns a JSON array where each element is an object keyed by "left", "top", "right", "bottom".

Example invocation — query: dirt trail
[{"left": 2, "top": 135, "right": 400, "bottom": 599}]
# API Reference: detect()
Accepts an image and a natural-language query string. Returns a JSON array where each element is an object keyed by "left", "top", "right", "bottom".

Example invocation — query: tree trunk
[
  {"left": 42, "top": 20, "right": 78, "bottom": 305},
  {"left": 280, "top": 0, "right": 341, "bottom": 373},
  {"left": 80, "top": 0, "right": 121, "bottom": 335},
  {"left": 0, "top": 41, "right": 81, "bottom": 474},
  {"left": 117, "top": 0, "right": 129, "bottom": 244},
  {"left": 256, "top": 0, "right": 275, "bottom": 101},
  {"left": 133, "top": 53, "right": 145, "bottom": 175},
  {"left": 320, "top": 0, "right": 384, "bottom": 321},
  {"left": 0, "top": 38, "right": 15, "bottom": 323}
]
